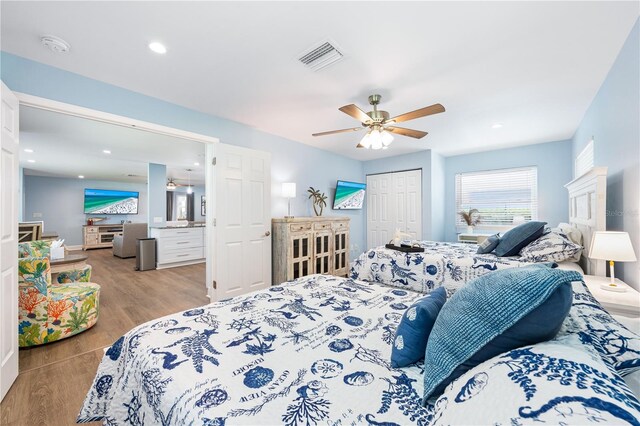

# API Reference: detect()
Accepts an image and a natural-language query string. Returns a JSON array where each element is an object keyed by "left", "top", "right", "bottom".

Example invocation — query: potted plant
[
  {"left": 307, "top": 187, "right": 328, "bottom": 216},
  {"left": 459, "top": 208, "right": 481, "bottom": 233}
]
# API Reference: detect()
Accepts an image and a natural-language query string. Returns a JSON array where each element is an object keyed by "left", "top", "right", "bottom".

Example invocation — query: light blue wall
[
  {"left": 148, "top": 163, "right": 166, "bottom": 227},
  {"left": 572, "top": 19, "right": 639, "bottom": 289},
  {"left": 443, "top": 140, "right": 574, "bottom": 242},
  {"left": 430, "top": 152, "right": 446, "bottom": 241},
  {"left": 23, "top": 175, "right": 147, "bottom": 246},
  {"left": 1, "top": 52, "right": 365, "bottom": 257},
  {"left": 362, "top": 150, "right": 433, "bottom": 245}
]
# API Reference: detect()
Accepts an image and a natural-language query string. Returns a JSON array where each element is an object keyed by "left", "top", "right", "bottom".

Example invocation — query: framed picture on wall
[{"left": 201, "top": 195, "right": 206, "bottom": 216}]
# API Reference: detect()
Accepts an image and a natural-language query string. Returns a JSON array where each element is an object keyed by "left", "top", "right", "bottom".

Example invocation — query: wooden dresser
[
  {"left": 272, "top": 217, "right": 350, "bottom": 284},
  {"left": 83, "top": 224, "right": 123, "bottom": 250}
]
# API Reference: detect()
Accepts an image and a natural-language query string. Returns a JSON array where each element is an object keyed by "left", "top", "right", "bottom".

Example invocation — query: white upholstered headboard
[{"left": 564, "top": 166, "right": 607, "bottom": 276}]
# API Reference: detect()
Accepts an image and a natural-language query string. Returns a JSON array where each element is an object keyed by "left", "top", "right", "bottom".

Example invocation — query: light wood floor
[{"left": 0, "top": 249, "right": 208, "bottom": 426}]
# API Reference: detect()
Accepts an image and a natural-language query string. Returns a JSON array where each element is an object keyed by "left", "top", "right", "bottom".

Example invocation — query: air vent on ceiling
[{"left": 298, "top": 40, "right": 344, "bottom": 71}]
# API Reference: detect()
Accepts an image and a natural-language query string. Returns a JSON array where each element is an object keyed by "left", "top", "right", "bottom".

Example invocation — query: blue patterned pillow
[
  {"left": 493, "top": 221, "right": 547, "bottom": 257},
  {"left": 476, "top": 234, "right": 500, "bottom": 254},
  {"left": 391, "top": 287, "right": 447, "bottom": 368},
  {"left": 422, "top": 265, "right": 579, "bottom": 402}
]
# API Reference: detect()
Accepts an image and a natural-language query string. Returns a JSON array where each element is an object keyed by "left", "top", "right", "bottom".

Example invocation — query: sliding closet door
[
  {"left": 367, "top": 173, "right": 393, "bottom": 248},
  {"left": 366, "top": 170, "right": 422, "bottom": 249}
]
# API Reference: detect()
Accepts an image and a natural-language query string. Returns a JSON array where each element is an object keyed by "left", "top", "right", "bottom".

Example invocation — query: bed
[
  {"left": 350, "top": 167, "right": 607, "bottom": 293},
  {"left": 78, "top": 273, "right": 640, "bottom": 425}
]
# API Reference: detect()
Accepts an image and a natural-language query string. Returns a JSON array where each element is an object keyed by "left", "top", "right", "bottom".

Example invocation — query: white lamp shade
[
  {"left": 588, "top": 231, "right": 637, "bottom": 262},
  {"left": 282, "top": 182, "right": 296, "bottom": 198}
]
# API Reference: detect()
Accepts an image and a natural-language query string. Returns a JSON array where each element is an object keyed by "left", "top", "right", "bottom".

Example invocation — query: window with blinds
[
  {"left": 575, "top": 140, "right": 594, "bottom": 178},
  {"left": 455, "top": 167, "right": 538, "bottom": 227}
]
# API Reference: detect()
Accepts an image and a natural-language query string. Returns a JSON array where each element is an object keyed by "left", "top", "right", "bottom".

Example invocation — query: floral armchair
[{"left": 18, "top": 245, "right": 101, "bottom": 347}]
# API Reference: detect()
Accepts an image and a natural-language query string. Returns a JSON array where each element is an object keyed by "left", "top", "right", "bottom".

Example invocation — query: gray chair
[{"left": 113, "top": 223, "right": 148, "bottom": 258}]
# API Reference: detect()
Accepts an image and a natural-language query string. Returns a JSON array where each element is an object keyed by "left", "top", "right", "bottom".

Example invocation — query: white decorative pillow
[
  {"left": 519, "top": 231, "right": 582, "bottom": 263},
  {"left": 431, "top": 335, "right": 640, "bottom": 425},
  {"left": 556, "top": 222, "right": 583, "bottom": 245}
]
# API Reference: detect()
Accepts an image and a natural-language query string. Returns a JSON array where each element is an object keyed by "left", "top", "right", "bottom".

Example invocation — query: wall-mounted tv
[
  {"left": 333, "top": 180, "right": 366, "bottom": 210},
  {"left": 84, "top": 189, "right": 139, "bottom": 215}
]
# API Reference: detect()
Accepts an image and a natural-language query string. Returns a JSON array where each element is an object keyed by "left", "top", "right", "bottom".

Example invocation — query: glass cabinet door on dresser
[
  {"left": 289, "top": 233, "right": 312, "bottom": 280},
  {"left": 333, "top": 230, "right": 349, "bottom": 276},
  {"left": 314, "top": 231, "right": 332, "bottom": 275},
  {"left": 272, "top": 217, "right": 350, "bottom": 284}
]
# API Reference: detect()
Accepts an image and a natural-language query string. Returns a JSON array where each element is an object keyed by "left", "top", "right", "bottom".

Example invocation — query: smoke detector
[{"left": 40, "top": 35, "right": 70, "bottom": 53}]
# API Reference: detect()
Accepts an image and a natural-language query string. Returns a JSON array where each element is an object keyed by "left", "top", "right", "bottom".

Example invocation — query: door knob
[{"left": 264, "top": 231, "right": 271, "bottom": 237}]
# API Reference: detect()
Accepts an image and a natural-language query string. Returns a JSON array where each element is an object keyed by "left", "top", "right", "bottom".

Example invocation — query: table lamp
[
  {"left": 282, "top": 182, "right": 296, "bottom": 218},
  {"left": 588, "top": 231, "right": 637, "bottom": 292}
]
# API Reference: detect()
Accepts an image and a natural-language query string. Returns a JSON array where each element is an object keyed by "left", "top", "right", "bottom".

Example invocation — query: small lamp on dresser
[
  {"left": 282, "top": 182, "right": 296, "bottom": 218},
  {"left": 588, "top": 231, "right": 637, "bottom": 292}
]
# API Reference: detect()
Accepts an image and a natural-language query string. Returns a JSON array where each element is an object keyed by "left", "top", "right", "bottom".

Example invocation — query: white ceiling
[
  {"left": 20, "top": 106, "right": 206, "bottom": 184},
  {"left": 2, "top": 2, "right": 638, "bottom": 160}
]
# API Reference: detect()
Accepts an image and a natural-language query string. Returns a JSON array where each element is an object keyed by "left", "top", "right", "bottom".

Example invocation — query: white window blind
[
  {"left": 575, "top": 140, "right": 594, "bottom": 178},
  {"left": 455, "top": 167, "right": 538, "bottom": 226}
]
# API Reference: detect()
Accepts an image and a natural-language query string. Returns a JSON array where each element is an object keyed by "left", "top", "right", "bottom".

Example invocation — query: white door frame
[{"left": 15, "top": 93, "right": 220, "bottom": 299}]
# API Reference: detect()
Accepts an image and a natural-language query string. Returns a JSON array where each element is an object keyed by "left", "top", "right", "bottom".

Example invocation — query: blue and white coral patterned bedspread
[
  {"left": 77, "top": 275, "right": 640, "bottom": 425},
  {"left": 350, "top": 241, "right": 532, "bottom": 293}
]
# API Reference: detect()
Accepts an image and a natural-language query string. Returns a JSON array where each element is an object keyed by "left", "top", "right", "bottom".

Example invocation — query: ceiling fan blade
[
  {"left": 339, "top": 104, "right": 371, "bottom": 123},
  {"left": 386, "top": 103, "right": 445, "bottom": 124},
  {"left": 386, "top": 126, "right": 428, "bottom": 139},
  {"left": 312, "top": 127, "right": 363, "bottom": 137}
]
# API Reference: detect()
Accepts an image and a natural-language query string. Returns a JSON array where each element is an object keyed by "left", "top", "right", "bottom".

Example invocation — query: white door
[
  {"left": 0, "top": 82, "right": 19, "bottom": 402},
  {"left": 213, "top": 143, "right": 271, "bottom": 299},
  {"left": 366, "top": 170, "right": 422, "bottom": 249},
  {"left": 403, "top": 170, "right": 422, "bottom": 239},
  {"left": 367, "top": 173, "right": 393, "bottom": 248}
]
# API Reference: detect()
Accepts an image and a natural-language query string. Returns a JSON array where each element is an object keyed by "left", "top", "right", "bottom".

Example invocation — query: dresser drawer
[
  {"left": 332, "top": 221, "right": 348, "bottom": 231},
  {"left": 313, "top": 222, "right": 332, "bottom": 231},
  {"left": 289, "top": 223, "right": 312, "bottom": 233},
  {"left": 156, "top": 227, "right": 204, "bottom": 238},
  {"left": 157, "top": 234, "right": 204, "bottom": 250},
  {"left": 85, "top": 227, "right": 99, "bottom": 234},
  {"left": 157, "top": 246, "right": 204, "bottom": 263}
]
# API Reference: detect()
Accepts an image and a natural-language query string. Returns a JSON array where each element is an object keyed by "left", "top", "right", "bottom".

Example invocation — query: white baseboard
[{"left": 66, "top": 245, "right": 83, "bottom": 251}]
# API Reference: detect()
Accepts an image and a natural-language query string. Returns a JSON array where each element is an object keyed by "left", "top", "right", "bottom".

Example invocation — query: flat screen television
[
  {"left": 333, "top": 180, "right": 366, "bottom": 210},
  {"left": 84, "top": 189, "right": 139, "bottom": 215}
]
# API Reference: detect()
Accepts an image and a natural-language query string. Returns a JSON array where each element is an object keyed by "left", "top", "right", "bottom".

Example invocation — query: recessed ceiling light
[
  {"left": 103, "top": 149, "right": 111, "bottom": 154},
  {"left": 27, "top": 159, "right": 36, "bottom": 163},
  {"left": 24, "top": 148, "right": 34, "bottom": 153},
  {"left": 491, "top": 123, "right": 504, "bottom": 129},
  {"left": 78, "top": 175, "right": 85, "bottom": 179},
  {"left": 148, "top": 42, "right": 167, "bottom": 54},
  {"left": 194, "top": 162, "right": 200, "bottom": 166}
]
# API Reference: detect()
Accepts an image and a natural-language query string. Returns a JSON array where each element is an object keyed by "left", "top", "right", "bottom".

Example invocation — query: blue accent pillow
[
  {"left": 391, "top": 287, "right": 447, "bottom": 368},
  {"left": 476, "top": 234, "right": 500, "bottom": 254},
  {"left": 493, "top": 221, "right": 547, "bottom": 257},
  {"left": 422, "top": 264, "right": 579, "bottom": 402}
]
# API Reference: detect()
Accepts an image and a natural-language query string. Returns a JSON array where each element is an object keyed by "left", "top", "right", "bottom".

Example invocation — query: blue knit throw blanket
[{"left": 422, "top": 264, "right": 583, "bottom": 402}]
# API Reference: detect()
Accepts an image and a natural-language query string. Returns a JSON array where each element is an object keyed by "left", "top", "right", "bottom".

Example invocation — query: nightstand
[
  {"left": 457, "top": 233, "right": 491, "bottom": 244},
  {"left": 583, "top": 275, "right": 640, "bottom": 318}
]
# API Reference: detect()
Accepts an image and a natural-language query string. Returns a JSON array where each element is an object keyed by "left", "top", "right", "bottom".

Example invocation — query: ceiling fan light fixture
[
  {"left": 370, "top": 129, "right": 384, "bottom": 150},
  {"left": 381, "top": 130, "right": 394, "bottom": 147},
  {"left": 166, "top": 179, "right": 177, "bottom": 191},
  {"left": 359, "top": 132, "right": 372, "bottom": 149}
]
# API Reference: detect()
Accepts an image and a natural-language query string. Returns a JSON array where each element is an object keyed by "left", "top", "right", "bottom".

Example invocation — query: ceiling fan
[
  {"left": 166, "top": 169, "right": 194, "bottom": 193},
  {"left": 312, "top": 94, "right": 445, "bottom": 150}
]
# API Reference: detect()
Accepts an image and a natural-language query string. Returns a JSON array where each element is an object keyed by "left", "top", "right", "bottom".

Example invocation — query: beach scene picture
[
  {"left": 84, "top": 189, "right": 139, "bottom": 214},
  {"left": 333, "top": 180, "right": 366, "bottom": 209}
]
